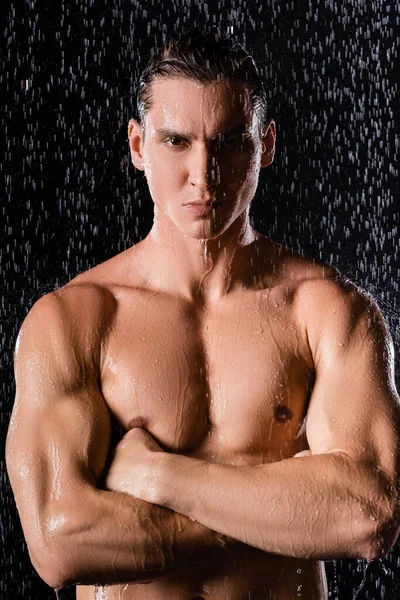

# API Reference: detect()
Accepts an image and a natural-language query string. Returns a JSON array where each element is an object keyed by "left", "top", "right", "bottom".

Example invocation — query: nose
[{"left": 189, "top": 143, "right": 220, "bottom": 191}]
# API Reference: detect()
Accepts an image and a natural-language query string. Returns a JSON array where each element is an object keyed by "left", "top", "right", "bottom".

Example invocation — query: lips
[
  {"left": 184, "top": 198, "right": 215, "bottom": 206},
  {"left": 183, "top": 201, "right": 223, "bottom": 216}
]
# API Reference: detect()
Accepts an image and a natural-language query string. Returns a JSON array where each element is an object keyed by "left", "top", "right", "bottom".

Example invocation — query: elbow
[
  {"left": 28, "top": 514, "right": 81, "bottom": 589},
  {"left": 32, "top": 554, "right": 76, "bottom": 591},
  {"left": 362, "top": 529, "right": 398, "bottom": 561},
  {"left": 360, "top": 495, "right": 400, "bottom": 560},
  {"left": 35, "top": 563, "right": 72, "bottom": 591},
  {"left": 364, "top": 525, "right": 400, "bottom": 561},
  {"left": 31, "top": 547, "right": 76, "bottom": 590}
]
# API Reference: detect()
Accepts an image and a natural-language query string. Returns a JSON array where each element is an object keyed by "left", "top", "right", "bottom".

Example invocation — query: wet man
[{"left": 6, "top": 30, "right": 400, "bottom": 600}]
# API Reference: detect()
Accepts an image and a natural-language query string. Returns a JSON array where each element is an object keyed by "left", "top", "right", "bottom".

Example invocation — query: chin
[{"left": 181, "top": 220, "right": 231, "bottom": 241}]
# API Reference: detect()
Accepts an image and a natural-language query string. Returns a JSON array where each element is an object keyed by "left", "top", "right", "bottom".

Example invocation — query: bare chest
[{"left": 100, "top": 290, "right": 313, "bottom": 462}]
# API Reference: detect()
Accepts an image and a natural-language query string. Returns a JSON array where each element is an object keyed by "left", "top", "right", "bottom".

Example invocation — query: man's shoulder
[
  {"left": 264, "top": 241, "right": 379, "bottom": 329},
  {"left": 290, "top": 264, "right": 369, "bottom": 321},
  {"left": 22, "top": 244, "right": 149, "bottom": 357},
  {"left": 265, "top": 241, "right": 341, "bottom": 293},
  {"left": 267, "top": 250, "right": 390, "bottom": 366},
  {"left": 64, "top": 243, "right": 138, "bottom": 287},
  {"left": 21, "top": 280, "right": 117, "bottom": 364},
  {"left": 281, "top": 257, "right": 387, "bottom": 350},
  {"left": 292, "top": 264, "right": 370, "bottom": 316},
  {"left": 35, "top": 280, "right": 117, "bottom": 326},
  {"left": 46, "top": 242, "right": 145, "bottom": 312}
]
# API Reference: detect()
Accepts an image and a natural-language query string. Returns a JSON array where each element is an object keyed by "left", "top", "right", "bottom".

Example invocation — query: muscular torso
[{"left": 75, "top": 241, "right": 328, "bottom": 599}]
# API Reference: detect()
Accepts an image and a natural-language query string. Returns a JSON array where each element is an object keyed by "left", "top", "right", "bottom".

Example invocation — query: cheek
[
  {"left": 222, "top": 151, "right": 260, "bottom": 191},
  {"left": 144, "top": 152, "right": 183, "bottom": 195}
]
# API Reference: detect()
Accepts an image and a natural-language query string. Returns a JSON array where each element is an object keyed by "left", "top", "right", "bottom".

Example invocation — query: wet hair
[{"left": 137, "top": 29, "right": 268, "bottom": 131}]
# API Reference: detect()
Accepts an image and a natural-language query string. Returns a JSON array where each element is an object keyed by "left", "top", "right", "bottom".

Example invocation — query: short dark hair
[{"left": 137, "top": 29, "right": 267, "bottom": 129}]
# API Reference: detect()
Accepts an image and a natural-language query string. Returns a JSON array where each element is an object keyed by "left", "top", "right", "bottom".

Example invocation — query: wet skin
[
  {"left": 6, "top": 78, "right": 399, "bottom": 600},
  {"left": 74, "top": 236, "right": 328, "bottom": 600}
]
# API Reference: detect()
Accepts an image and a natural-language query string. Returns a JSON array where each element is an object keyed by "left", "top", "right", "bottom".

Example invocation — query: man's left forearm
[{"left": 150, "top": 451, "right": 396, "bottom": 561}]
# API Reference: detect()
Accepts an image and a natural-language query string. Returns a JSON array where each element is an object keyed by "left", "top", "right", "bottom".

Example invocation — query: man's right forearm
[{"left": 38, "top": 486, "right": 233, "bottom": 589}]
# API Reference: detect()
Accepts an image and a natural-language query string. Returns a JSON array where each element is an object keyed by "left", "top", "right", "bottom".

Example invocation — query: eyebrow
[
  {"left": 155, "top": 123, "right": 249, "bottom": 141},
  {"left": 155, "top": 127, "right": 195, "bottom": 141}
]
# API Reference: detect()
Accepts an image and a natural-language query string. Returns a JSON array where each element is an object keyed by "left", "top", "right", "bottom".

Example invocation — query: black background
[{"left": 1, "top": 0, "right": 399, "bottom": 598}]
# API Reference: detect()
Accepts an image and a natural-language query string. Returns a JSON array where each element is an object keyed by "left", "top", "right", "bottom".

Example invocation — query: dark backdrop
[{"left": 1, "top": 0, "right": 399, "bottom": 598}]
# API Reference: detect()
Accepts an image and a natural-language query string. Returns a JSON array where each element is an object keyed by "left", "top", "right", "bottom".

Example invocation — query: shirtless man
[{"left": 6, "top": 30, "right": 400, "bottom": 600}]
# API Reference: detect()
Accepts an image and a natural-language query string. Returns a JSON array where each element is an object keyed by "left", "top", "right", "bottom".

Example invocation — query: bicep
[
  {"left": 7, "top": 384, "right": 111, "bottom": 493},
  {"left": 304, "top": 286, "right": 400, "bottom": 482},
  {"left": 6, "top": 294, "right": 112, "bottom": 549}
]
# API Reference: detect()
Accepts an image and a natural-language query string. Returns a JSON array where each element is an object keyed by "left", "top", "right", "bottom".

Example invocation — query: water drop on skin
[{"left": 3, "top": 4, "right": 398, "bottom": 599}]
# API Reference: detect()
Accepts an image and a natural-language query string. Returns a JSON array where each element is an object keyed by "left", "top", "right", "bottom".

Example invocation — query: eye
[
  {"left": 224, "top": 133, "right": 242, "bottom": 145},
  {"left": 166, "top": 136, "right": 185, "bottom": 147},
  {"left": 214, "top": 132, "right": 247, "bottom": 152}
]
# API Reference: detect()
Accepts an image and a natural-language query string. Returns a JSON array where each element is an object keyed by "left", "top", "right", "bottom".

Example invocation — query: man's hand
[{"left": 105, "top": 425, "right": 165, "bottom": 503}]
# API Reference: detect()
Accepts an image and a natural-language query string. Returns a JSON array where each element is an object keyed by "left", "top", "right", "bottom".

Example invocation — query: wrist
[
  {"left": 139, "top": 449, "right": 168, "bottom": 506},
  {"left": 155, "top": 453, "right": 207, "bottom": 517},
  {"left": 151, "top": 451, "right": 177, "bottom": 508}
]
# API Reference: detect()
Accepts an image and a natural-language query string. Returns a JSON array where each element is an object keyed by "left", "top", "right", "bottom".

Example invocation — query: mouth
[{"left": 183, "top": 201, "right": 223, "bottom": 217}]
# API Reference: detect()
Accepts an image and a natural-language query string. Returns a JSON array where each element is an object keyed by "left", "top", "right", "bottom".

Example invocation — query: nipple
[{"left": 274, "top": 403, "right": 293, "bottom": 423}]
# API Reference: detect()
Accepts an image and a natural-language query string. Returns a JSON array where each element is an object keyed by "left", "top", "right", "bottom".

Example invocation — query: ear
[
  {"left": 260, "top": 119, "right": 276, "bottom": 168},
  {"left": 128, "top": 118, "right": 145, "bottom": 171}
]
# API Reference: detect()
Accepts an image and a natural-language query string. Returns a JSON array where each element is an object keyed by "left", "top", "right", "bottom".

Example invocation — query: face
[{"left": 129, "top": 77, "right": 275, "bottom": 240}]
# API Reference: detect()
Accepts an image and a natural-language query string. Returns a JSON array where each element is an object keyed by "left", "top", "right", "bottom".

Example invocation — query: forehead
[{"left": 145, "top": 77, "right": 255, "bottom": 135}]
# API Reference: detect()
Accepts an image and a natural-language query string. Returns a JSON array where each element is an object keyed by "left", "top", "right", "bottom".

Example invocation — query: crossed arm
[
  {"left": 6, "top": 281, "right": 400, "bottom": 590},
  {"left": 6, "top": 289, "right": 230, "bottom": 589},
  {"left": 106, "top": 279, "right": 400, "bottom": 561}
]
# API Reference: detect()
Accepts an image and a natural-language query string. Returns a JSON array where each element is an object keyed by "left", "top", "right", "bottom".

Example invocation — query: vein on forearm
[{"left": 159, "top": 452, "right": 392, "bottom": 560}]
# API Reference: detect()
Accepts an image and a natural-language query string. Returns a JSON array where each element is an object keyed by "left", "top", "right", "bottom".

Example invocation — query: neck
[{"left": 140, "top": 211, "right": 260, "bottom": 306}]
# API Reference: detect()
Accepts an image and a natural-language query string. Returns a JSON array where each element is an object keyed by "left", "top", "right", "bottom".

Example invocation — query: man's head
[
  {"left": 136, "top": 29, "right": 268, "bottom": 134},
  {"left": 128, "top": 30, "right": 276, "bottom": 241}
]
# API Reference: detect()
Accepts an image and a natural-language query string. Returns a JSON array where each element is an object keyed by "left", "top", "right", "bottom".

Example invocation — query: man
[{"left": 6, "top": 30, "right": 400, "bottom": 600}]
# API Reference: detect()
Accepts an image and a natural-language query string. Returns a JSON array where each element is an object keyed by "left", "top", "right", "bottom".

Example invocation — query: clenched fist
[{"left": 105, "top": 425, "right": 165, "bottom": 505}]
